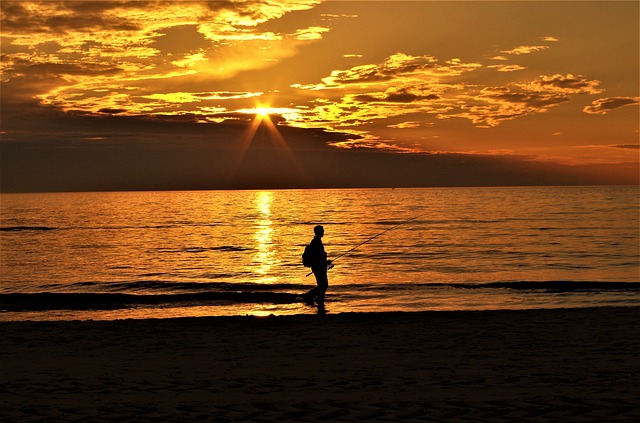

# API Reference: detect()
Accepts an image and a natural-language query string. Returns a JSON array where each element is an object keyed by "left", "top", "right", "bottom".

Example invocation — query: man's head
[{"left": 314, "top": 225, "right": 324, "bottom": 237}]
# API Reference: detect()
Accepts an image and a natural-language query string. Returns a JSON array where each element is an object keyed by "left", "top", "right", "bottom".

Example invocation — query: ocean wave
[
  {"left": 0, "top": 224, "right": 221, "bottom": 232},
  {"left": 0, "top": 226, "right": 57, "bottom": 232},
  {"left": 344, "top": 281, "right": 640, "bottom": 293},
  {"left": 155, "top": 246, "right": 252, "bottom": 253},
  {"left": 42, "top": 280, "right": 309, "bottom": 293},
  {"left": 477, "top": 281, "right": 640, "bottom": 292},
  {"left": 0, "top": 291, "right": 301, "bottom": 312},
  {"left": 3, "top": 281, "right": 637, "bottom": 313}
]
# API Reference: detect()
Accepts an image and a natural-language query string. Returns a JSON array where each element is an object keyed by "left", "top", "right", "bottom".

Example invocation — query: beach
[{"left": 1, "top": 307, "right": 639, "bottom": 422}]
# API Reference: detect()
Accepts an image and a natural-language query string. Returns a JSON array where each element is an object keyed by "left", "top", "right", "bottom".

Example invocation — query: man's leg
[{"left": 314, "top": 271, "right": 328, "bottom": 306}]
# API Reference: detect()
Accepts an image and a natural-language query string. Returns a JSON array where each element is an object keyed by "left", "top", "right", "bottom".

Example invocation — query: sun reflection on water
[{"left": 253, "top": 191, "right": 277, "bottom": 283}]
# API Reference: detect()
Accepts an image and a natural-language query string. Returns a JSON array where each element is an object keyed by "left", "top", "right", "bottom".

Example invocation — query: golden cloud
[
  {"left": 387, "top": 122, "right": 423, "bottom": 129},
  {"left": 488, "top": 64, "right": 527, "bottom": 72},
  {"left": 1, "top": 0, "right": 324, "bottom": 115},
  {"left": 297, "top": 53, "right": 481, "bottom": 90},
  {"left": 519, "top": 74, "right": 603, "bottom": 95},
  {"left": 143, "top": 91, "right": 264, "bottom": 103},
  {"left": 293, "top": 52, "right": 606, "bottom": 134}
]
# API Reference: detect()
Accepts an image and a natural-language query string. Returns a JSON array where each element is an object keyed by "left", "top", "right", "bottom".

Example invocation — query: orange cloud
[{"left": 501, "top": 45, "right": 548, "bottom": 55}]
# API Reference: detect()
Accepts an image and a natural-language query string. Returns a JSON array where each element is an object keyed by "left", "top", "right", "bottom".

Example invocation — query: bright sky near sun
[{"left": 1, "top": 1, "right": 638, "bottom": 191}]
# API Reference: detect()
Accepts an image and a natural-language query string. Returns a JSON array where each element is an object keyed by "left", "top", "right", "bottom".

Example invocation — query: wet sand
[{"left": 1, "top": 307, "right": 639, "bottom": 422}]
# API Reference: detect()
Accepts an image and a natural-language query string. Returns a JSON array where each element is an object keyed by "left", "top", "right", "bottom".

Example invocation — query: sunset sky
[{"left": 1, "top": 0, "right": 638, "bottom": 192}]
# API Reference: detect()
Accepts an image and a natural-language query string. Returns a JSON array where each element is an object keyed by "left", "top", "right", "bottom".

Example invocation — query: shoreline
[{"left": 2, "top": 307, "right": 639, "bottom": 421}]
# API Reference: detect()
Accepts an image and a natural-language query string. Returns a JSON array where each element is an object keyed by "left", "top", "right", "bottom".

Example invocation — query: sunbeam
[{"left": 228, "top": 106, "right": 309, "bottom": 186}]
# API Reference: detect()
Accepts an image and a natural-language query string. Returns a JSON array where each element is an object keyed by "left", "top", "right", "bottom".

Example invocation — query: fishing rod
[{"left": 305, "top": 213, "right": 423, "bottom": 277}]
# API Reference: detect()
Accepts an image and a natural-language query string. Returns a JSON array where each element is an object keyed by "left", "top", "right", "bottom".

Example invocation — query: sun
[
  {"left": 235, "top": 105, "right": 302, "bottom": 122},
  {"left": 255, "top": 107, "right": 271, "bottom": 117},
  {"left": 237, "top": 106, "right": 275, "bottom": 118}
]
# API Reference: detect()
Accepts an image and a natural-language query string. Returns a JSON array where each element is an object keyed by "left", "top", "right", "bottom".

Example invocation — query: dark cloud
[
  {"left": 583, "top": 97, "right": 640, "bottom": 114},
  {"left": 523, "top": 74, "right": 602, "bottom": 94},
  {"left": 150, "top": 25, "right": 210, "bottom": 56},
  {"left": 354, "top": 89, "right": 439, "bottom": 104},
  {"left": 2, "top": 102, "right": 637, "bottom": 192},
  {"left": 482, "top": 88, "right": 569, "bottom": 108},
  {"left": 0, "top": 1, "right": 141, "bottom": 34},
  {"left": 323, "top": 53, "right": 439, "bottom": 86},
  {"left": 611, "top": 144, "right": 639, "bottom": 149},
  {"left": 204, "top": 1, "right": 235, "bottom": 12},
  {"left": 9, "top": 61, "right": 123, "bottom": 78},
  {"left": 382, "top": 87, "right": 440, "bottom": 103},
  {"left": 203, "top": 0, "right": 269, "bottom": 20},
  {"left": 98, "top": 108, "right": 128, "bottom": 115}
]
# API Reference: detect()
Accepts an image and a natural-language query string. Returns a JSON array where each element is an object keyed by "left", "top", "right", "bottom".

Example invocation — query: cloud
[
  {"left": 387, "top": 122, "right": 422, "bottom": 129},
  {"left": 328, "top": 133, "right": 420, "bottom": 152},
  {"left": 303, "top": 53, "right": 481, "bottom": 88},
  {"left": 440, "top": 74, "right": 604, "bottom": 128},
  {"left": 143, "top": 91, "right": 264, "bottom": 103},
  {"left": 6, "top": 61, "right": 123, "bottom": 78},
  {"left": 610, "top": 144, "right": 639, "bottom": 149},
  {"left": 2, "top": 78, "right": 637, "bottom": 193},
  {"left": 150, "top": 25, "right": 212, "bottom": 56},
  {"left": 288, "top": 53, "right": 481, "bottom": 141},
  {"left": 488, "top": 64, "right": 527, "bottom": 72},
  {"left": 293, "top": 26, "right": 330, "bottom": 40},
  {"left": 3, "top": 116, "right": 636, "bottom": 192},
  {"left": 0, "top": 1, "right": 142, "bottom": 34},
  {"left": 0, "top": 0, "right": 325, "bottom": 116},
  {"left": 518, "top": 74, "right": 603, "bottom": 94},
  {"left": 583, "top": 97, "right": 640, "bottom": 114},
  {"left": 354, "top": 86, "right": 440, "bottom": 103},
  {"left": 501, "top": 45, "right": 548, "bottom": 55},
  {"left": 3, "top": 1, "right": 634, "bottom": 169},
  {"left": 293, "top": 52, "right": 605, "bottom": 132}
]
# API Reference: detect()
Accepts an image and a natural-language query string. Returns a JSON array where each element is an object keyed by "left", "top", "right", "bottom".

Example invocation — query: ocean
[{"left": 1, "top": 186, "right": 638, "bottom": 321}]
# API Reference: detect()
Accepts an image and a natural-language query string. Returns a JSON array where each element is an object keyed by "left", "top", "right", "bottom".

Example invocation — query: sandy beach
[{"left": 1, "top": 307, "right": 639, "bottom": 422}]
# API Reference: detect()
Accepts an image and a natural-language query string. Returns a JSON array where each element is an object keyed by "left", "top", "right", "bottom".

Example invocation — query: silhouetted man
[{"left": 303, "top": 225, "right": 331, "bottom": 310}]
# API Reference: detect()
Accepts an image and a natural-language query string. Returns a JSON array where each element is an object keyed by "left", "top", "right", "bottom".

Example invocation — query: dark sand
[{"left": 1, "top": 307, "right": 639, "bottom": 422}]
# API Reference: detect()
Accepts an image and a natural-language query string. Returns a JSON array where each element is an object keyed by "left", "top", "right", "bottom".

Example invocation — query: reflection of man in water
[{"left": 304, "top": 225, "right": 331, "bottom": 310}]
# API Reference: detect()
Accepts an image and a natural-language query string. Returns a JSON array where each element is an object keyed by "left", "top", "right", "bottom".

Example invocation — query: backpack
[{"left": 302, "top": 244, "right": 313, "bottom": 267}]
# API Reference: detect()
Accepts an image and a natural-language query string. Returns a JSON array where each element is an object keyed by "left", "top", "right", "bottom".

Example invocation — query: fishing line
[{"left": 305, "top": 213, "right": 424, "bottom": 277}]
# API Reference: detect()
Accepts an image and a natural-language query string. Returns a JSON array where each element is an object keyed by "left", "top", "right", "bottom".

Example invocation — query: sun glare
[
  {"left": 255, "top": 107, "right": 271, "bottom": 117},
  {"left": 236, "top": 106, "right": 301, "bottom": 120},
  {"left": 228, "top": 104, "right": 309, "bottom": 186},
  {"left": 237, "top": 106, "right": 274, "bottom": 118}
]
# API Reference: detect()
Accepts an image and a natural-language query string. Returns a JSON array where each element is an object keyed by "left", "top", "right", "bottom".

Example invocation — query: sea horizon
[{"left": 2, "top": 182, "right": 639, "bottom": 195}]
